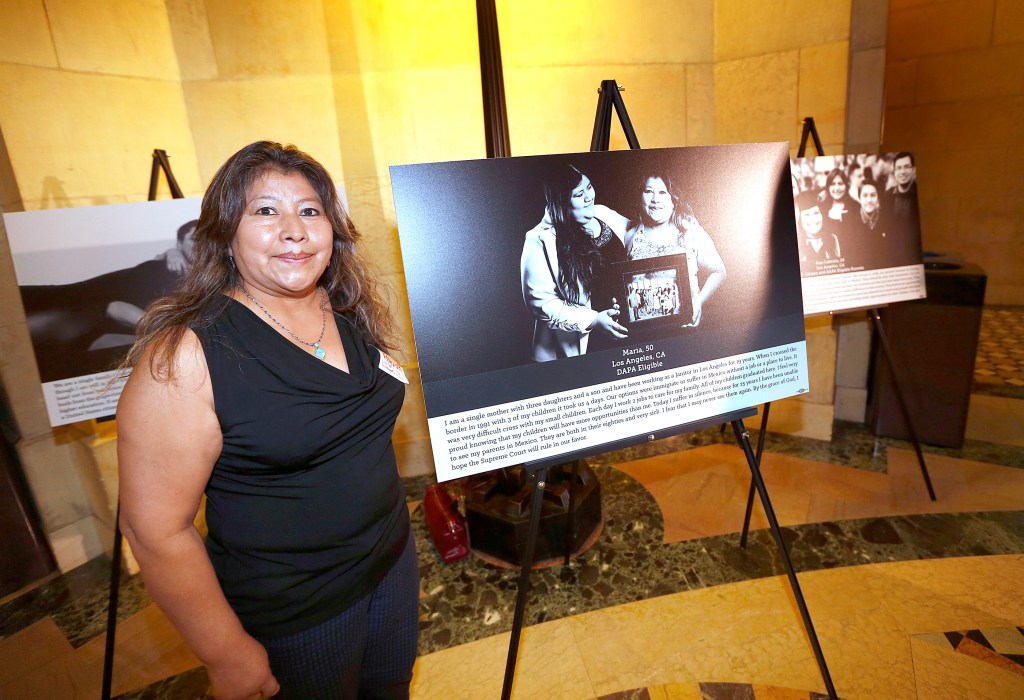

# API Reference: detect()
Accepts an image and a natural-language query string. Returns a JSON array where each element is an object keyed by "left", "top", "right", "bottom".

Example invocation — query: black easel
[
  {"left": 100, "top": 149, "right": 186, "bottom": 700},
  {"left": 148, "top": 149, "right": 185, "bottom": 200},
  {"left": 498, "top": 89, "right": 838, "bottom": 700},
  {"left": 738, "top": 118, "right": 935, "bottom": 551}
]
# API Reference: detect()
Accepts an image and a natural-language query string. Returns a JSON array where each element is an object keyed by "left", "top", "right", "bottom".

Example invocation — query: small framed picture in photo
[{"left": 614, "top": 254, "right": 693, "bottom": 329}]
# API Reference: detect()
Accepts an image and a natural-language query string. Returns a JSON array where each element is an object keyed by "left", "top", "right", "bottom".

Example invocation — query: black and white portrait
[
  {"left": 790, "top": 152, "right": 923, "bottom": 277},
  {"left": 392, "top": 144, "right": 804, "bottom": 420}
]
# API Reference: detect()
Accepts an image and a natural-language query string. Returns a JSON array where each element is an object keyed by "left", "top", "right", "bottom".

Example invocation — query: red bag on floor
[{"left": 423, "top": 484, "right": 469, "bottom": 563}]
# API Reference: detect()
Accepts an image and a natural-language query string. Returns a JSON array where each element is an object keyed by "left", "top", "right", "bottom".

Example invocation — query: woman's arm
[
  {"left": 594, "top": 204, "right": 629, "bottom": 244},
  {"left": 520, "top": 227, "right": 599, "bottom": 332},
  {"left": 684, "top": 222, "right": 727, "bottom": 326},
  {"left": 117, "top": 332, "right": 279, "bottom": 700},
  {"left": 106, "top": 301, "right": 146, "bottom": 329}
]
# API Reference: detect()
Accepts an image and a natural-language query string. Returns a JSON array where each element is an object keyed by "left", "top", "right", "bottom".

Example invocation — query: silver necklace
[{"left": 237, "top": 285, "right": 328, "bottom": 360}]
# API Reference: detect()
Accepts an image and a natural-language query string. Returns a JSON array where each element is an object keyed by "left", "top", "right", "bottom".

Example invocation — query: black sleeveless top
[{"left": 195, "top": 298, "right": 409, "bottom": 637}]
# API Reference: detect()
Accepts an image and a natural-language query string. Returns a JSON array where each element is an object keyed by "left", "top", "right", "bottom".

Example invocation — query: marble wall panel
[
  {"left": 882, "top": 104, "right": 950, "bottom": 153},
  {"left": 798, "top": 41, "right": 850, "bottom": 147},
  {"left": 883, "top": 58, "right": 918, "bottom": 109},
  {"left": 955, "top": 194, "right": 1023, "bottom": 244},
  {"left": 503, "top": 65, "right": 626, "bottom": 156},
  {"left": 686, "top": 63, "right": 715, "bottom": 145},
  {"left": 334, "top": 0, "right": 479, "bottom": 74},
  {"left": 0, "top": 65, "right": 202, "bottom": 209},
  {"left": 714, "top": 0, "right": 851, "bottom": 61},
  {"left": 994, "top": 0, "right": 1024, "bottom": 45},
  {"left": 202, "top": 0, "right": 332, "bottom": 78},
  {"left": 915, "top": 45, "right": 1024, "bottom": 104},
  {"left": 513, "top": 64, "right": 695, "bottom": 151},
  {"left": 164, "top": 0, "right": 219, "bottom": 81},
  {"left": 847, "top": 48, "right": 886, "bottom": 147},
  {"left": 0, "top": 216, "right": 53, "bottom": 442},
  {"left": 0, "top": 320, "right": 48, "bottom": 441},
  {"left": 350, "top": 68, "right": 486, "bottom": 170},
  {"left": 887, "top": 0, "right": 995, "bottom": 61},
  {"left": 15, "top": 434, "right": 95, "bottom": 535},
  {"left": 714, "top": 51, "right": 800, "bottom": 146},
  {"left": 804, "top": 317, "right": 838, "bottom": 405},
  {"left": 181, "top": 75, "right": 343, "bottom": 186},
  {"left": 46, "top": 0, "right": 180, "bottom": 80},
  {"left": 944, "top": 147, "right": 1024, "bottom": 199},
  {"left": 851, "top": 0, "right": 890, "bottom": 50},
  {"left": 915, "top": 191, "right": 959, "bottom": 248},
  {"left": 612, "top": 66, "right": 693, "bottom": 149},
  {"left": 47, "top": 515, "right": 107, "bottom": 572},
  {"left": 499, "top": 0, "right": 714, "bottom": 66},
  {"left": 0, "top": 0, "right": 58, "bottom": 68}
]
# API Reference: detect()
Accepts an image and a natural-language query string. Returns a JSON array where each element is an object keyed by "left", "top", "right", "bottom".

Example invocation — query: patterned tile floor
[
  {"left": 917, "top": 626, "right": 1024, "bottom": 678},
  {"left": 973, "top": 306, "right": 1024, "bottom": 399}
]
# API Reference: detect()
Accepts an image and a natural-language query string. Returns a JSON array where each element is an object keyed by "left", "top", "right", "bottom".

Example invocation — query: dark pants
[{"left": 259, "top": 532, "right": 420, "bottom": 699}]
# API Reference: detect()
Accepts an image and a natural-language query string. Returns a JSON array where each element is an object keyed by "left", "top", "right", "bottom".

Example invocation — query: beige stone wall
[
  {"left": 2, "top": 1, "right": 876, "bottom": 571},
  {"left": 500, "top": 1, "right": 715, "bottom": 152},
  {"left": 884, "top": 0, "right": 1024, "bottom": 304},
  {"left": 713, "top": 0, "right": 852, "bottom": 152}
]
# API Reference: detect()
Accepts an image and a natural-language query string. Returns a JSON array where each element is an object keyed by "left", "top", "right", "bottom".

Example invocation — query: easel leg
[
  {"left": 739, "top": 402, "right": 772, "bottom": 548},
  {"left": 563, "top": 460, "right": 579, "bottom": 566},
  {"left": 501, "top": 467, "right": 548, "bottom": 700},
  {"left": 101, "top": 507, "right": 123, "bottom": 700},
  {"left": 731, "top": 420, "right": 838, "bottom": 700},
  {"left": 870, "top": 308, "right": 937, "bottom": 501}
]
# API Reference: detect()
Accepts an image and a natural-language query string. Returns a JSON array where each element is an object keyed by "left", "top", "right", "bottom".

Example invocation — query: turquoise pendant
[{"left": 314, "top": 343, "right": 326, "bottom": 360}]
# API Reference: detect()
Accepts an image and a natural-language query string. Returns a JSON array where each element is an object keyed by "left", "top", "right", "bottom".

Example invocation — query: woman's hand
[
  {"left": 158, "top": 247, "right": 190, "bottom": 274},
  {"left": 592, "top": 299, "right": 628, "bottom": 338},
  {"left": 207, "top": 634, "right": 280, "bottom": 699},
  {"left": 689, "top": 297, "right": 704, "bottom": 327}
]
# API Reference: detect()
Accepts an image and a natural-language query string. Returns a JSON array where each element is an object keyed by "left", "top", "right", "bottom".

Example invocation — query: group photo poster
[
  {"left": 6, "top": 198, "right": 202, "bottom": 426},
  {"left": 790, "top": 152, "right": 926, "bottom": 315},
  {"left": 391, "top": 143, "right": 809, "bottom": 482}
]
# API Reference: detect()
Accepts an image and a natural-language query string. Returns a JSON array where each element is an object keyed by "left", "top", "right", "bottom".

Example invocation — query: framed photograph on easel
[{"left": 615, "top": 254, "right": 693, "bottom": 328}]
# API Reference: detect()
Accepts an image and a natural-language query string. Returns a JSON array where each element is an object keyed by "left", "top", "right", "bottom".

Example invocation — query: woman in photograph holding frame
[
  {"left": 625, "top": 172, "right": 726, "bottom": 328},
  {"left": 521, "top": 164, "right": 630, "bottom": 360}
]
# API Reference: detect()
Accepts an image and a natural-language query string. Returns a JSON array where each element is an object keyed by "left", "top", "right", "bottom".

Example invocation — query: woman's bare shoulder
[{"left": 118, "top": 330, "right": 212, "bottom": 416}]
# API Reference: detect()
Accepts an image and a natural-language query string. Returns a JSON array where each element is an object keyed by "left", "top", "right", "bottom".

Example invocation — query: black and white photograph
[
  {"left": 616, "top": 256, "right": 692, "bottom": 328},
  {"left": 6, "top": 198, "right": 202, "bottom": 425},
  {"left": 392, "top": 143, "right": 810, "bottom": 481},
  {"left": 790, "top": 152, "right": 926, "bottom": 315}
]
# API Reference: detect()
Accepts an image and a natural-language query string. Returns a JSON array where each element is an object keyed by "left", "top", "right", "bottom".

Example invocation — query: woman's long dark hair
[
  {"left": 124, "top": 141, "right": 397, "bottom": 380},
  {"left": 545, "top": 165, "right": 601, "bottom": 305}
]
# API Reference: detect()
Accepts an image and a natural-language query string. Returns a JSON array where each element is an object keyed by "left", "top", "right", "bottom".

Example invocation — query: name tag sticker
[{"left": 378, "top": 351, "right": 409, "bottom": 384}]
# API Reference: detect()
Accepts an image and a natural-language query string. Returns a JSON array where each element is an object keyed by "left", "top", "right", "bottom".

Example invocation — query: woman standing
[
  {"left": 820, "top": 168, "right": 857, "bottom": 245},
  {"left": 521, "top": 164, "right": 629, "bottom": 359},
  {"left": 117, "top": 142, "right": 418, "bottom": 699},
  {"left": 625, "top": 173, "right": 726, "bottom": 327}
]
